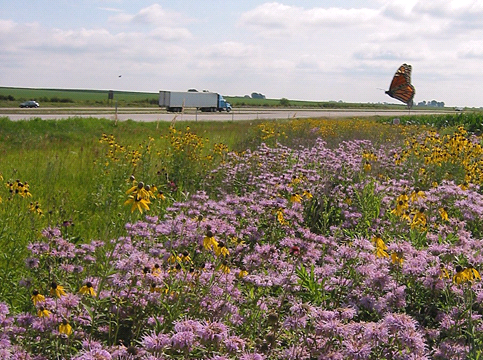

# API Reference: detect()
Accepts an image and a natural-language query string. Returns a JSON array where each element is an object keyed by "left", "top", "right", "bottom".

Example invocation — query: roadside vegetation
[{"left": 2, "top": 113, "right": 483, "bottom": 358}]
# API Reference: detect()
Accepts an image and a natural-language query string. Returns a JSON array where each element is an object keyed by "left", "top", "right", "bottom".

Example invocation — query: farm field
[{"left": 1, "top": 113, "right": 483, "bottom": 359}]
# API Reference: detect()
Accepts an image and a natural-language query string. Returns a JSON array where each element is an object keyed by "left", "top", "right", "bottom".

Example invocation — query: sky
[{"left": 2, "top": 0, "right": 483, "bottom": 107}]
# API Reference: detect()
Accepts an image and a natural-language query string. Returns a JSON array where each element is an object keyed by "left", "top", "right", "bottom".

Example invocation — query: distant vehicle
[
  {"left": 19, "top": 100, "right": 40, "bottom": 108},
  {"left": 159, "top": 91, "right": 232, "bottom": 112},
  {"left": 455, "top": 107, "right": 464, "bottom": 111}
]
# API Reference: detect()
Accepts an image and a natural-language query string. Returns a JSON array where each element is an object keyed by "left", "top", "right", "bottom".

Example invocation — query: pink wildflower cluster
[{"left": 4, "top": 135, "right": 483, "bottom": 358}]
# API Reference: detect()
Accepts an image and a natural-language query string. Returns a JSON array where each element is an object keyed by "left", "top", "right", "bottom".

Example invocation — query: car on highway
[{"left": 19, "top": 100, "right": 40, "bottom": 108}]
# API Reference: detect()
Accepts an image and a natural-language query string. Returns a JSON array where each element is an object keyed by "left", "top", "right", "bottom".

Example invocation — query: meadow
[{"left": 1, "top": 113, "right": 483, "bottom": 359}]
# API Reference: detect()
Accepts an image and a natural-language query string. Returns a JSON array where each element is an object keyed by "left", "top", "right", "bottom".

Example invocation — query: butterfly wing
[{"left": 386, "top": 64, "right": 415, "bottom": 107}]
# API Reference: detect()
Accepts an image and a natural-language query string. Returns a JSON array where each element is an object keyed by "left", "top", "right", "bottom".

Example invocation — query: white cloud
[
  {"left": 239, "top": 2, "right": 379, "bottom": 36},
  {"left": 109, "top": 3, "right": 191, "bottom": 27}
]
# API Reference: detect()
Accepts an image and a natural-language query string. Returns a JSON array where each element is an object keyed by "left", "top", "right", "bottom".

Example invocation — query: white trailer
[{"left": 159, "top": 91, "right": 232, "bottom": 112}]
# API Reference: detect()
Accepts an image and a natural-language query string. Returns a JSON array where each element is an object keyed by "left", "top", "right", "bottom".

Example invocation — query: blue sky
[{"left": 2, "top": 0, "right": 483, "bottom": 107}]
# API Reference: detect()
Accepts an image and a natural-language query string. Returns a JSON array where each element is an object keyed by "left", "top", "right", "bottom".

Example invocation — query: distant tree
[
  {"left": 251, "top": 92, "right": 266, "bottom": 99},
  {"left": 279, "top": 98, "right": 290, "bottom": 106}
]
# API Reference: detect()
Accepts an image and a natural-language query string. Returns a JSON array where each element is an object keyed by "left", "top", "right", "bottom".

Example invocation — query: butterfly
[{"left": 385, "top": 63, "right": 415, "bottom": 108}]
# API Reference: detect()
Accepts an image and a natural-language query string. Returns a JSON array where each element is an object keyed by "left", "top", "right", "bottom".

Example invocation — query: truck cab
[{"left": 218, "top": 95, "right": 232, "bottom": 112}]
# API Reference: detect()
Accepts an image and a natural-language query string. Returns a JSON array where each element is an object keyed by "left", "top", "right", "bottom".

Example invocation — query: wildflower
[
  {"left": 439, "top": 207, "right": 449, "bottom": 222},
  {"left": 168, "top": 254, "right": 182, "bottom": 264},
  {"left": 302, "top": 190, "right": 313, "bottom": 199},
  {"left": 218, "top": 261, "right": 230, "bottom": 274},
  {"left": 37, "top": 306, "right": 51, "bottom": 318},
  {"left": 152, "top": 263, "right": 162, "bottom": 276},
  {"left": 238, "top": 269, "right": 248, "bottom": 278},
  {"left": 180, "top": 251, "right": 192, "bottom": 263},
  {"left": 79, "top": 281, "right": 97, "bottom": 296},
  {"left": 50, "top": 282, "right": 66, "bottom": 298},
  {"left": 157, "top": 191, "right": 166, "bottom": 200},
  {"left": 460, "top": 182, "right": 469, "bottom": 191},
  {"left": 439, "top": 264, "right": 450, "bottom": 280},
  {"left": 410, "top": 188, "right": 426, "bottom": 202},
  {"left": 31, "top": 290, "right": 45, "bottom": 305},
  {"left": 214, "top": 242, "right": 230, "bottom": 257},
  {"left": 203, "top": 230, "right": 218, "bottom": 251},
  {"left": 391, "top": 200, "right": 408, "bottom": 217},
  {"left": 276, "top": 209, "right": 288, "bottom": 225},
  {"left": 372, "top": 236, "right": 389, "bottom": 258},
  {"left": 411, "top": 207, "right": 427, "bottom": 229},
  {"left": 290, "top": 193, "right": 302, "bottom": 203},
  {"left": 59, "top": 319, "right": 73, "bottom": 336},
  {"left": 391, "top": 251, "right": 404, "bottom": 266},
  {"left": 124, "top": 194, "right": 151, "bottom": 214},
  {"left": 453, "top": 265, "right": 469, "bottom": 284},
  {"left": 464, "top": 266, "right": 481, "bottom": 281},
  {"left": 363, "top": 161, "right": 371, "bottom": 172},
  {"left": 28, "top": 202, "right": 43, "bottom": 215}
]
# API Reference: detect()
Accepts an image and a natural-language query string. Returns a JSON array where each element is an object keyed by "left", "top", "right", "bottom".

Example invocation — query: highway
[{"left": 0, "top": 107, "right": 453, "bottom": 122}]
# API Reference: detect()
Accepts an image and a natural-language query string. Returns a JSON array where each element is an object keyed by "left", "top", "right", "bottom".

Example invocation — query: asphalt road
[{"left": 0, "top": 108, "right": 453, "bottom": 122}]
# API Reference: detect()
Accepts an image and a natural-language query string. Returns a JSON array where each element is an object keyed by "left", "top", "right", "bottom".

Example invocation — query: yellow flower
[
  {"left": 214, "top": 242, "right": 230, "bottom": 257},
  {"left": 439, "top": 264, "right": 450, "bottom": 280},
  {"left": 453, "top": 265, "right": 469, "bottom": 284},
  {"left": 79, "top": 282, "right": 97, "bottom": 296},
  {"left": 238, "top": 269, "right": 248, "bottom": 278},
  {"left": 218, "top": 262, "right": 231, "bottom": 274},
  {"left": 464, "top": 266, "right": 481, "bottom": 281},
  {"left": 363, "top": 161, "right": 371, "bottom": 172},
  {"left": 180, "top": 251, "right": 192, "bottom": 263},
  {"left": 302, "top": 190, "right": 313, "bottom": 199},
  {"left": 290, "top": 193, "right": 303, "bottom": 203},
  {"left": 37, "top": 306, "right": 51, "bottom": 318},
  {"left": 410, "top": 188, "right": 426, "bottom": 202},
  {"left": 203, "top": 230, "right": 218, "bottom": 251},
  {"left": 372, "top": 236, "right": 389, "bottom": 258},
  {"left": 391, "top": 252, "right": 404, "bottom": 266},
  {"left": 438, "top": 207, "right": 449, "bottom": 222},
  {"left": 59, "top": 319, "right": 72, "bottom": 336},
  {"left": 411, "top": 208, "right": 427, "bottom": 229},
  {"left": 50, "top": 282, "right": 66, "bottom": 298},
  {"left": 31, "top": 290, "right": 45, "bottom": 305},
  {"left": 124, "top": 194, "right": 151, "bottom": 213}
]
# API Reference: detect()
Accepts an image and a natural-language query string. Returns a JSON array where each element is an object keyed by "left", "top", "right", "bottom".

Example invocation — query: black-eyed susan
[
  {"left": 438, "top": 207, "right": 449, "bottom": 222},
  {"left": 372, "top": 236, "right": 389, "bottom": 258},
  {"left": 410, "top": 188, "right": 426, "bottom": 202},
  {"left": 31, "top": 290, "right": 45, "bottom": 305},
  {"left": 391, "top": 251, "right": 404, "bottom": 266},
  {"left": 79, "top": 282, "right": 97, "bottom": 296},
  {"left": 203, "top": 230, "right": 218, "bottom": 251},
  {"left": 152, "top": 263, "right": 162, "bottom": 276},
  {"left": 464, "top": 265, "right": 481, "bottom": 281},
  {"left": 50, "top": 282, "right": 66, "bottom": 298},
  {"left": 214, "top": 242, "right": 230, "bottom": 257},
  {"left": 439, "top": 264, "right": 450, "bottom": 280},
  {"left": 411, "top": 207, "right": 427, "bottom": 229},
  {"left": 453, "top": 265, "right": 469, "bottom": 284},
  {"left": 363, "top": 160, "right": 371, "bottom": 172},
  {"left": 59, "top": 319, "right": 72, "bottom": 336},
  {"left": 37, "top": 306, "right": 51, "bottom": 318},
  {"left": 217, "top": 261, "right": 230, "bottom": 274},
  {"left": 290, "top": 193, "right": 303, "bottom": 203},
  {"left": 124, "top": 194, "right": 151, "bottom": 214},
  {"left": 237, "top": 269, "right": 248, "bottom": 278}
]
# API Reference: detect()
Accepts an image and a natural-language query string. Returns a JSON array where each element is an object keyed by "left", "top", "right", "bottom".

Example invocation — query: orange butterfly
[{"left": 385, "top": 63, "right": 415, "bottom": 108}]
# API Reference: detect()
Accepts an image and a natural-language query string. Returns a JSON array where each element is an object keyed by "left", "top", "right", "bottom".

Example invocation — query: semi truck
[{"left": 159, "top": 91, "right": 232, "bottom": 112}]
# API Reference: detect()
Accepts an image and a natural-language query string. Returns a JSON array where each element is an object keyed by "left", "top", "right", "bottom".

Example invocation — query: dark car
[{"left": 20, "top": 100, "right": 40, "bottom": 108}]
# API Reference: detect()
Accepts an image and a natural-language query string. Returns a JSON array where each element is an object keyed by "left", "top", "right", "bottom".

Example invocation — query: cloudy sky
[{"left": 2, "top": 0, "right": 483, "bottom": 107}]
